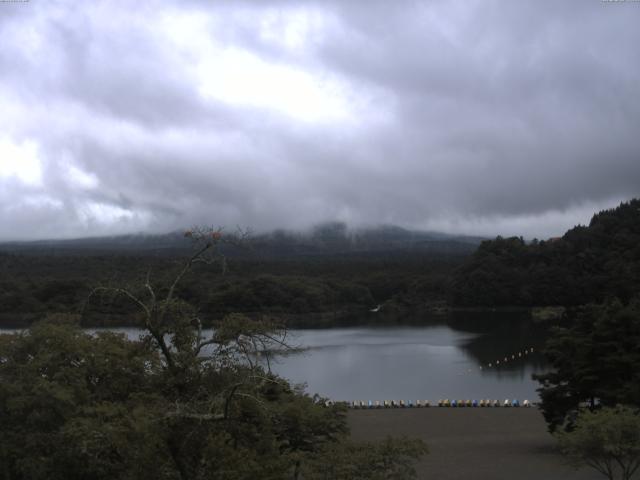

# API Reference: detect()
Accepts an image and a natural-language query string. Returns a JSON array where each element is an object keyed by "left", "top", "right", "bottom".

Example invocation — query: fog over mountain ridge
[{"left": 0, "top": 222, "right": 485, "bottom": 257}]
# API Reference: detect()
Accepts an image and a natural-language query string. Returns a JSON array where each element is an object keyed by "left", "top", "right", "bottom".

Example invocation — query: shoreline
[
  {"left": 0, "top": 304, "right": 547, "bottom": 330},
  {"left": 347, "top": 408, "right": 600, "bottom": 480}
]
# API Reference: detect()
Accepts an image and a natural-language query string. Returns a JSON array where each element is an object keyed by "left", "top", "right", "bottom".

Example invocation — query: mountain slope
[
  {"left": 0, "top": 224, "right": 483, "bottom": 257},
  {"left": 450, "top": 199, "right": 640, "bottom": 306}
]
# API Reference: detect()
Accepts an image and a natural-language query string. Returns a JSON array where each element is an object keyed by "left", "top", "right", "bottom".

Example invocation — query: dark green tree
[
  {"left": 535, "top": 300, "right": 640, "bottom": 432},
  {"left": 451, "top": 198, "right": 640, "bottom": 307},
  {"left": 0, "top": 228, "right": 426, "bottom": 479},
  {"left": 556, "top": 405, "right": 640, "bottom": 480}
]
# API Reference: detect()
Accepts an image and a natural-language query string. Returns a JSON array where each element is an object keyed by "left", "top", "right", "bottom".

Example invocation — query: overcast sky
[{"left": 0, "top": 0, "right": 639, "bottom": 241}]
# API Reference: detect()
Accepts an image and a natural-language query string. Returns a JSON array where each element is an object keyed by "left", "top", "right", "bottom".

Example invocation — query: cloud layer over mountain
[{"left": 1, "top": 0, "right": 638, "bottom": 240}]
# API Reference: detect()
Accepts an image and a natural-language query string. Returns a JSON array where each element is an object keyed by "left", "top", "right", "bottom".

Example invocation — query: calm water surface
[
  {"left": 1, "top": 316, "right": 548, "bottom": 402},
  {"left": 272, "top": 324, "right": 547, "bottom": 402}
]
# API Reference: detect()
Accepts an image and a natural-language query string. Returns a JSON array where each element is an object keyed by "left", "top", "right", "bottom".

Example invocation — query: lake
[
  {"left": 1, "top": 314, "right": 549, "bottom": 402},
  {"left": 271, "top": 320, "right": 548, "bottom": 403}
]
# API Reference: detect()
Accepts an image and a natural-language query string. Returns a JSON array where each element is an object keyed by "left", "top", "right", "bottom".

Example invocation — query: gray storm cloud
[{"left": 0, "top": 0, "right": 638, "bottom": 241}]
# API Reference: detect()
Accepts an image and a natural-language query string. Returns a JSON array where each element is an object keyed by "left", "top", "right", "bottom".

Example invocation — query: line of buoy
[
  {"left": 483, "top": 347, "right": 535, "bottom": 370},
  {"left": 454, "top": 347, "right": 537, "bottom": 376},
  {"left": 328, "top": 399, "right": 533, "bottom": 409}
]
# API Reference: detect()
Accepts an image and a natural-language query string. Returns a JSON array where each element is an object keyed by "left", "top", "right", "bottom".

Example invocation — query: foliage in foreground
[
  {"left": 535, "top": 299, "right": 640, "bottom": 432},
  {"left": 557, "top": 406, "right": 640, "bottom": 480},
  {"left": 0, "top": 316, "right": 427, "bottom": 480},
  {"left": 0, "top": 230, "right": 426, "bottom": 479}
]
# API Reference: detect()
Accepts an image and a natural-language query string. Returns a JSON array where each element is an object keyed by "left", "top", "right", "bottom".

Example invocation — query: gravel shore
[{"left": 348, "top": 408, "right": 602, "bottom": 480}]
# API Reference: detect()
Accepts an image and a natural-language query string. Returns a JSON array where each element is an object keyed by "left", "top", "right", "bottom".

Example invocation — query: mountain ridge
[{"left": 0, "top": 223, "right": 485, "bottom": 257}]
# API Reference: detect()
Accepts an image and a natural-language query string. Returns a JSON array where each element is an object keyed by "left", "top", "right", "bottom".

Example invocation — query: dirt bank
[{"left": 348, "top": 408, "right": 601, "bottom": 480}]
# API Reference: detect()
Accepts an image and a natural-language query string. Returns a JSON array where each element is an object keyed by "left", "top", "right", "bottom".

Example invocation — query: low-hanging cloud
[{"left": 0, "top": 0, "right": 638, "bottom": 241}]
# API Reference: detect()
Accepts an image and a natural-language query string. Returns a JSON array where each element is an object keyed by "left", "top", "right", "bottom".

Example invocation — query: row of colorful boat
[{"left": 339, "top": 399, "right": 533, "bottom": 408}]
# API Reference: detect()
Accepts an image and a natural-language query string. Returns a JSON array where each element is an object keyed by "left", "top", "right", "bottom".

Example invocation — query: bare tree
[{"left": 87, "top": 227, "right": 293, "bottom": 420}]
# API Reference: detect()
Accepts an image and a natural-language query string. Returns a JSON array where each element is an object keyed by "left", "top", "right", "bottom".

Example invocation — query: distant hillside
[
  {"left": 250, "top": 223, "right": 482, "bottom": 257},
  {"left": 0, "top": 223, "right": 483, "bottom": 257},
  {"left": 450, "top": 199, "right": 640, "bottom": 307},
  {"left": 0, "top": 230, "right": 473, "bottom": 328}
]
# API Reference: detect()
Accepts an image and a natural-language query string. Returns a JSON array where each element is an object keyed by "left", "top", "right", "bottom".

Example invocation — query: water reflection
[
  {"left": 449, "top": 311, "right": 548, "bottom": 378},
  {"left": 0, "top": 313, "right": 551, "bottom": 402},
  {"left": 270, "top": 314, "right": 550, "bottom": 402}
]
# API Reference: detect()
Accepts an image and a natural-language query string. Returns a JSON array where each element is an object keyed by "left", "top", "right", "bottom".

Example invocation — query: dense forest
[
  {"left": 451, "top": 199, "right": 640, "bottom": 307},
  {"left": 1, "top": 199, "right": 639, "bottom": 328},
  {"left": 0, "top": 225, "right": 471, "bottom": 328}
]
